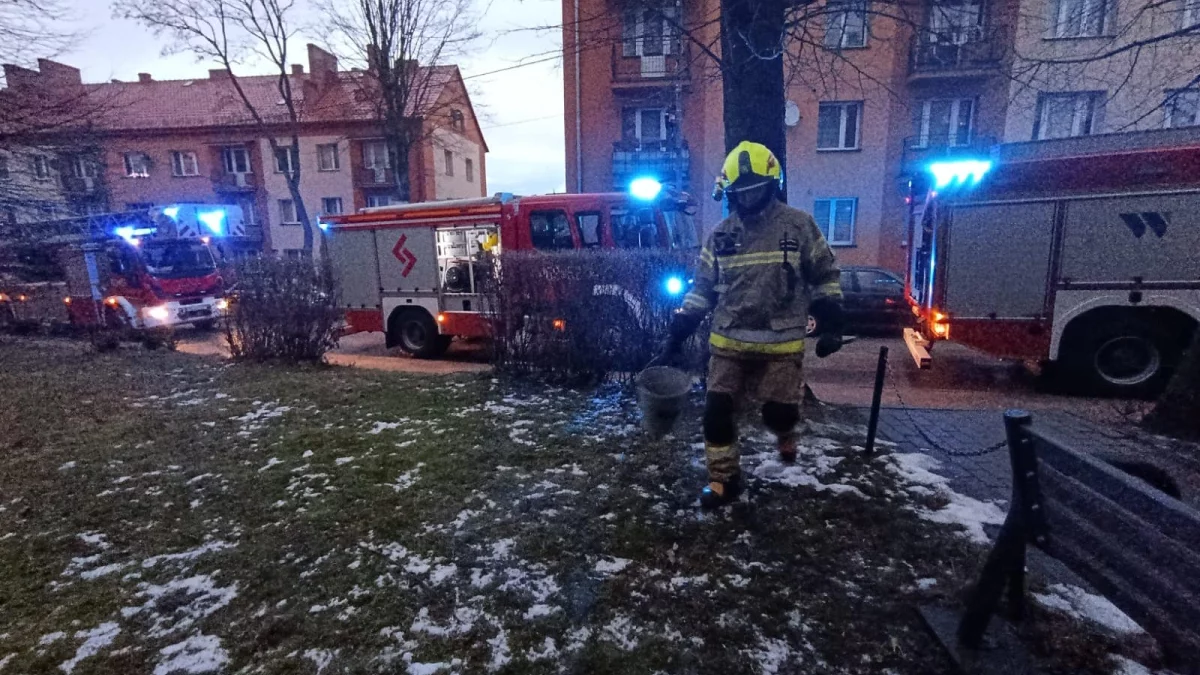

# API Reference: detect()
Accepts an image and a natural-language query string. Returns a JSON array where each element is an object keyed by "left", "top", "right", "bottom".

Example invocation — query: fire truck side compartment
[
  {"left": 1060, "top": 192, "right": 1200, "bottom": 284},
  {"left": 377, "top": 227, "right": 438, "bottom": 293},
  {"left": 329, "top": 229, "right": 380, "bottom": 308},
  {"left": 945, "top": 201, "right": 1056, "bottom": 319}
]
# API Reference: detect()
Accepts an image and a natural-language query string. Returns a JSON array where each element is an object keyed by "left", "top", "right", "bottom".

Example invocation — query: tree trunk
[
  {"left": 720, "top": 0, "right": 787, "bottom": 196},
  {"left": 1143, "top": 330, "right": 1200, "bottom": 440}
]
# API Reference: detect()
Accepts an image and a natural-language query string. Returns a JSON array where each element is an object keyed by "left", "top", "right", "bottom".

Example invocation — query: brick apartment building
[
  {"left": 0, "top": 45, "right": 487, "bottom": 257},
  {"left": 563, "top": 0, "right": 1200, "bottom": 273}
]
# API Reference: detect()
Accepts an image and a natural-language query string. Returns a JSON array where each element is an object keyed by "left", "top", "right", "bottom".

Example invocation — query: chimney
[
  {"left": 291, "top": 64, "right": 304, "bottom": 75},
  {"left": 138, "top": 73, "right": 153, "bottom": 83},
  {"left": 307, "top": 44, "right": 339, "bottom": 81},
  {"left": 36, "top": 59, "right": 83, "bottom": 87},
  {"left": 209, "top": 69, "right": 231, "bottom": 80}
]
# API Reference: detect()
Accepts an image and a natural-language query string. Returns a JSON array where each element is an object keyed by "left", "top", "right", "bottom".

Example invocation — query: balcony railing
[
  {"left": 355, "top": 166, "right": 396, "bottom": 187},
  {"left": 900, "top": 135, "right": 998, "bottom": 175},
  {"left": 612, "top": 141, "right": 690, "bottom": 191},
  {"left": 61, "top": 175, "right": 101, "bottom": 195},
  {"left": 211, "top": 171, "right": 257, "bottom": 192},
  {"left": 909, "top": 25, "right": 1004, "bottom": 78},
  {"left": 611, "top": 43, "right": 690, "bottom": 87}
]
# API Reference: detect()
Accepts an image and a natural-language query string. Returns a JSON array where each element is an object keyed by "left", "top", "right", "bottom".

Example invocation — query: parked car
[{"left": 807, "top": 266, "right": 910, "bottom": 337}]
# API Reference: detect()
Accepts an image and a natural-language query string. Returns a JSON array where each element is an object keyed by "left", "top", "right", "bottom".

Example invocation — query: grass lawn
[{"left": 0, "top": 338, "right": 1135, "bottom": 674}]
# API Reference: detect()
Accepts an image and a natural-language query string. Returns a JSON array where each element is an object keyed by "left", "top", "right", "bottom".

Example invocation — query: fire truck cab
[
  {"left": 904, "top": 128, "right": 1200, "bottom": 396},
  {"left": 323, "top": 188, "right": 697, "bottom": 358}
]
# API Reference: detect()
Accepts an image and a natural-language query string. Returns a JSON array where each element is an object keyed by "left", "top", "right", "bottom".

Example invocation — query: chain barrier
[{"left": 881, "top": 357, "right": 1008, "bottom": 458}]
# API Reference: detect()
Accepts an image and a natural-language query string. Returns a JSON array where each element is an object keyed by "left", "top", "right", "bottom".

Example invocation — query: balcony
[
  {"left": 612, "top": 140, "right": 690, "bottom": 191},
  {"left": 908, "top": 26, "right": 1004, "bottom": 82},
  {"left": 211, "top": 171, "right": 257, "bottom": 192},
  {"left": 61, "top": 175, "right": 101, "bottom": 195},
  {"left": 611, "top": 44, "right": 690, "bottom": 91},
  {"left": 355, "top": 166, "right": 396, "bottom": 188}
]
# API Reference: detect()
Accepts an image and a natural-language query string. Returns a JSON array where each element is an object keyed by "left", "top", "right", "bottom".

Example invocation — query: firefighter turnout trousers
[{"left": 703, "top": 355, "right": 804, "bottom": 482}]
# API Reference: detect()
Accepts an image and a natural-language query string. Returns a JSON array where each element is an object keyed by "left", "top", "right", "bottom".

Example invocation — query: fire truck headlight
[
  {"left": 216, "top": 298, "right": 230, "bottom": 311},
  {"left": 664, "top": 276, "right": 685, "bottom": 296},
  {"left": 147, "top": 305, "right": 171, "bottom": 322},
  {"left": 630, "top": 177, "right": 663, "bottom": 201}
]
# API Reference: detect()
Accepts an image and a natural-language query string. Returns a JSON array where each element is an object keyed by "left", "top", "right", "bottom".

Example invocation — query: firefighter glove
[
  {"left": 655, "top": 311, "right": 703, "bottom": 366},
  {"left": 810, "top": 298, "right": 845, "bottom": 359}
]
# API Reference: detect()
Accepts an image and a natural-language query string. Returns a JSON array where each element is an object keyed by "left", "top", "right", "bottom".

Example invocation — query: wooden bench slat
[
  {"left": 1039, "top": 462, "right": 1200, "bottom": 595},
  {"left": 1029, "top": 429, "right": 1200, "bottom": 546}
]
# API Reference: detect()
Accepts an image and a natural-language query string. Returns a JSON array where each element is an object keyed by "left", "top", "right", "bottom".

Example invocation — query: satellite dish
[{"left": 784, "top": 100, "right": 801, "bottom": 127}]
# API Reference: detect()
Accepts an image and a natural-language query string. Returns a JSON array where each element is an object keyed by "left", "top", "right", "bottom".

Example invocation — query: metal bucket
[{"left": 636, "top": 366, "right": 691, "bottom": 438}]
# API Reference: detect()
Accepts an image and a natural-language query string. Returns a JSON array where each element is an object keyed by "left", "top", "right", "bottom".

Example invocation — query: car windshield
[{"left": 139, "top": 240, "right": 217, "bottom": 279}]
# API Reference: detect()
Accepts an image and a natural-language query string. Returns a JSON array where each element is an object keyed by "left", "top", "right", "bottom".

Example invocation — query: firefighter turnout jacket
[{"left": 680, "top": 199, "right": 842, "bottom": 359}]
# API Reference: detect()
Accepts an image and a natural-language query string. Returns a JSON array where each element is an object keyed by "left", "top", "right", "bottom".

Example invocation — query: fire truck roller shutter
[
  {"left": 377, "top": 227, "right": 438, "bottom": 293},
  {"left": 944, "top": 201, "right": 1055, "bottom": 320},
  {"left": 327, "top": 229, "right": 380, "bottom": 309},
  {"left": 1058, "top": 192, "right": 1200, "bottom": 284}
]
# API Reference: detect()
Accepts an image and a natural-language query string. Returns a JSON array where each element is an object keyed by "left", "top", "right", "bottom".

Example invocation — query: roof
[{"left": 76, "top": 67, "right": 461, "bottom": 132}]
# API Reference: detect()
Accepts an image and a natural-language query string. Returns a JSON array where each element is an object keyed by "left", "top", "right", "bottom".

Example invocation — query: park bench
[{"left": 921, "top": 410, "right": 1200, "bottom": 675}]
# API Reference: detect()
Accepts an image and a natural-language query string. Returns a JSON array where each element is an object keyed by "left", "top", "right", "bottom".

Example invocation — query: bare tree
[
  {"left": 319, "top": 0, "right": 481, "bottom": 201},
  {"left": 114, "top": 0, "right": 316, "bottom": 252},
  {"left": 0, "top": 0, "right": 79, "bottom": 69}
]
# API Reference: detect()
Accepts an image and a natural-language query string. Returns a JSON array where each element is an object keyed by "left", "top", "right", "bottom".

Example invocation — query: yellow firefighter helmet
[{"left": 714, "top": 141, "right": 782, "bottom": 199}]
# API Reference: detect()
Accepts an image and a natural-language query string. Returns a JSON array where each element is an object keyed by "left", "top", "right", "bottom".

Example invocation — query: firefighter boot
[
  {"left": 701, "top": 442, "right": 743, "bottom": 509},
  {"left": 776, "top": 433, "right": 798, "bottom": 463},
  {"left": 762, "top": 401, "right": 801, "bottom": 464}
]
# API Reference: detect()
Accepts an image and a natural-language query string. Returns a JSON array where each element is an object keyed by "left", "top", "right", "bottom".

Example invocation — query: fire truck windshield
[{"left": 139, "top": 240, "right": 217, "bottom": 279}]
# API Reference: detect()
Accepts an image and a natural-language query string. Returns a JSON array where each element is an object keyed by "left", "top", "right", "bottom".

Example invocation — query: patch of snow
[
  {"left": 0, "top": 654, "right": 13, "bottom": 670},
  {"left": 257, "top": 458, "right": 283, "bottom": 472},
  {"left": 593, "top": 557, "right": 631, "bottom": 575},
  {"left": 1033, "top": 583, "right": 1145, "bottom": 635},
  {"left": 368, "top": 420, "right": 410, "bottom": 435},
  {"left": 725, "top": 574, "right": 751, "bottom": 588},
  {"left": 407, "top": 661, "right": 449, "bottom": 675},
  {"left": 142, "top": 540, "right": 235, "bottom": 569},
  {"left": 428, "top": 564, "right": 457, "bottom": 585},
  {"left": 526, "top": 637, "right": 559, "bottom": 661},
  {"left": 600, "top": 615, "right": 639, "bottom": 651},
  {"left": 388, "top": 464, "right": 423, "bottom": 492},
  {"left": 334, "top": 456, "right": 356, "bottom": 466},
  {"left": 58, "top": 622, "right": 120, "bottom": 674},
  {"left": 509, "top": 428, "right": 536, "bottom": 447},
  {"left": 470, "top": 569, "right": 494, "bottom": 588},
  {"left": 746, "top": 635, "right": 794, "bottom": 674},
  {"left": 916, "top": 578, "right": 938, "bottom": 590},
  {"left": 486, "top": 538, "right": 515, "bottom": 560},
  {"left": 185, "top": 474, "right": 215, "bottom": 485},
  {"left": 1109, "top": 655, "right": 1168, "bottom": 675},
  {"left": 522, "top": 604, "right": 560, "bottom": 620},
  {"left": 302, "top": 649, "right": 338, "bottom": 674},
  {"left": 670, "top": 574, "right": 709, "bottom": 589},
  {"left": 80, "top": 562, "right": 131, "bottom": 581},
  {"left": 885, "top": 453, "right": 1006, "bottom": 544},
  {"left": 486, "top": 627, "right": 511, "bottom": 672},
  {"left": 153, "top": 634, "right": 229, "bottom": 675},
  {"left": 302, "top": 450, "right": 314, "bottom": 458},
  {"left": 58, "top": 461, "right": 77, "bottom": 471},
  {"left": 409, "top": 606, "right": 480, "bottom": 637},
  {"left": 564, "top": 627, "right": 591, "bottom": 652},
  {"left": 39, "top": 632, "right": 66, "bottom": 646},
  {"left": 122, "top": 574, "right": 238, "bottom": 638}
]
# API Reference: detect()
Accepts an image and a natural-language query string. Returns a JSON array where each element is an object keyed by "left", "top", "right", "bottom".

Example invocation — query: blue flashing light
[
  {"left": 197, "top": 209, "right": 226, "bottom": 235},
  {"left": 115, "top": 225, "right": 155, "bottom": 243},
  {"left": 162, "top": 206, "right": 180, "bottom": 219},
  {"left": 630, "top": 177, "right": 663, "bottom": 201},
  {"left": 318, "top": 220, "right": 330, "bottom": 232},
  {"left": 928, "top": 159, "right": 992, "bottom": 190},
  {"left": 665, "top": 276, "right": 685, "bottom": 296}
]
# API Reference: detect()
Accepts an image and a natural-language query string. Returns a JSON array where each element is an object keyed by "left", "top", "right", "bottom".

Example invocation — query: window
[
  {"left": 123, "top": 152, "right": 150, "bottom": 178},
  {"left": 363, "top": 140, "right": 391, "bottom": 169},
  {"left": 817, "top": 102, "right": 862, "bottom": 150},
  {"left": 914, "top": 98, "right": 974, "bottom": 147},
  {"left": 366, "top": 194, "right": 395, "bottom": 208},
  {"left": 576, "top": 212, "right": 601, "bottom": 247},
  {"left": 465, "top": 158, "right": 474, "bottom": 183},
  {"left": 813, "top": 198, "right": 857, "bottom": 246},
  {"left": 1166, "top": 90, "right": 1200, "bottom": 128},
  {"left": 321, "top": 197, "right": 344, "bottom": 215},
  {"left": 317, "top": 143, "right": 340, "bottom": 171},
  {"left": 825, "top": 1, "right": 868, "bottom": 48},
  {"left": 621, "top": 107, "right": 668, "bottom": 145},
  {"left": 1033, "top": 91, "right": 1104, "bottom": 139},
  {"left": 927, "top": 0, "right": 984, "bottom": 43},
  {"left": 222, "top": 146, "right": 250, "bottom": 174},
  {"left": 450, "top": 109, "right": 465, "bottom": 131},
  {"left": 529, "top": 210, "right": 574, "bottom": 250},
  {"left": 283, "top": 249, "right": 307, "bottom": 260},
  {"left": 621, "top": 4, "right": 678, "bottom": 56},
  {"left": 444, "top": 149, "right": 454, "bottom": 176},
  {"left": 856, "top": 269, "right": 902, "bottom": 293},
  {"left": 33, "top": 155, "right": 51, "bottom": 180},
  {"left": 274, "top": 146, "right": 299, "bottom": 174},
  {"left": 610, "top": 207, "right": 659, "bottom": 249},
  {"left": 238, "top": 198, "right": 258, "bottom": 226},
  {"left": 170, "top": 151, "right": 199, "bottom": 177},
  {"left": 1052, "top": 0, "right": 1110, "bottom": 38},
  {"left": 278, "top": 199, "right": 298, "bottom": 225},
  {"left": 70, "top": 157, "right": 99, "bottom": 179}
]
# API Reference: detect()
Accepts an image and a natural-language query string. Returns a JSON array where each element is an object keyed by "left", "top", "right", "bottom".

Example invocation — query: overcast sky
[{"left": 51, "top": 0, "right": 566, "bottom": 195}]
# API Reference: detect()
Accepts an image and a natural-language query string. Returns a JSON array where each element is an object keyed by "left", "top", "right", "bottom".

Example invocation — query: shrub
[
  {"left": 485, "top": 249, "right": 708, "bottom": 384},
  {"left": 224, "top": 256, "right": 340, "bottom": 363}
]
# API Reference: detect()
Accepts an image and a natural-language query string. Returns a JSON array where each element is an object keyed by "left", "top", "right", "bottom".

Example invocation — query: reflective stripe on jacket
[{"left": 680, "top": 199, "right": 842, "bottom": 360}]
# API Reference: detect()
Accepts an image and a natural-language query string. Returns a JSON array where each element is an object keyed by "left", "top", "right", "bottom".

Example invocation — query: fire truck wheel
[
  {"left": 391, "top": 309, "right": 450, "bottom": 359},
  {"left": 1066, "top": 318, "right": 1174, "bottom": 398},
  {"left": 193, "top": 320, "right": 217, "bottom": 331}
]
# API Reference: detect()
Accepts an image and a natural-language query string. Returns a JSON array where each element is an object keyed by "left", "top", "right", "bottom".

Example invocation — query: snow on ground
[
  {"left": 58, "top": 622, "right": 120, "bottom": 674},
  {"left": 1033, "top": 583, "right": 1146, "bottom": 635},
  {"left": 883, "top": 453, "right": 1006, "bottom": 544},
  {"left": 153, "top": 633, "right": 229, "bottom": 675},
  {"left": 232, "top": 402, "right": 292, "bottom": 437}
]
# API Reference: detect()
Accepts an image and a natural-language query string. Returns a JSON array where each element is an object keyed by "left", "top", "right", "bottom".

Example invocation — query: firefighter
[{"left": 659, "top": 141, "right": 845, "bottom": 508}]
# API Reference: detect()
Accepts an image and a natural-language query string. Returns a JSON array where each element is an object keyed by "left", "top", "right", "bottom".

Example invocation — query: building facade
[
  {"left": 0, "top": 46, "right": 488, "bottom": 257},
  {"left": 563, "top": 0, "right": 1200, "bottom": 273}
]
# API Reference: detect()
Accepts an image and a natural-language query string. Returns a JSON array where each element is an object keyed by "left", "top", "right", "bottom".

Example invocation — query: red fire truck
[
  {"left": 904, "top": 128, "right": 1200, "bottom": 396},
  {"left": 322, "top": 188, "right": 698, "bottom": 357},
  {"left": 1, "top": 204, "right": 241, "bottom": 336}
]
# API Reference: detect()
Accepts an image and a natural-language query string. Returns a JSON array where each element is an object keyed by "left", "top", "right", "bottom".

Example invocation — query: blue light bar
[
  {"left": 665, "top": 276, "right": 685, "bottom": 296},
  {"left": 630, "top": 177, "right": 663, "bottom": 201},
  {"left": 928, "top": 159, "right": 992, "bottom": 189},
  {"left": 115, "top": 225, "right": 155, "bottom": 243},
  {"left": 197, "top": 210, "right": 226, "bottom": 235},
  {"left": 162, "top": 206, "right": 180, "bottom": 219}
]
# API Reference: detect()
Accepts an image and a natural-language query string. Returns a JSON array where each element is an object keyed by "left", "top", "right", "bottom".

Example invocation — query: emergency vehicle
[
  {"left": 322, "top": 185, "right": 698, "bottom": 358},
  {"left": 0, "top": 204, "right": 242, "bottom": 334},
  {"left": 904, "top": 127, "right": 1200, "bottom": 396}
]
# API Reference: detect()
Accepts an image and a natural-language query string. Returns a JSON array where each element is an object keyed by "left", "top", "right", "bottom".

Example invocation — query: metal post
[{"left": 864, "top": 346, "right": 889, "bottom": 455}]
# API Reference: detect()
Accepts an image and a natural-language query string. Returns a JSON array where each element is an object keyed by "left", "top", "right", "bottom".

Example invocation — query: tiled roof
[{"left": 79, "top": 66, "right": 460, "bottom": 132}]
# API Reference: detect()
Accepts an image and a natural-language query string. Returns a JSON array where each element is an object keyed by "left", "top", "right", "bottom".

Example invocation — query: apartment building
[
  {"left": 0, "top": 46, "right": 487, "bottom": 256},
  {"left": 564, "top": 0, "right": 1200, "bottom": 273}
]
